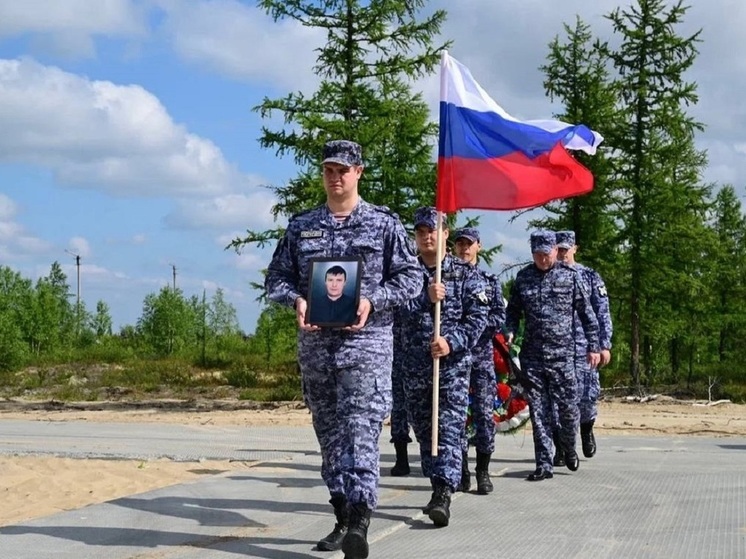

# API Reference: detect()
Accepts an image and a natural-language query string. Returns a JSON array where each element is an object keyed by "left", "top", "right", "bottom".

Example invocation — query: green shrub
[
  {"left": 75, "top": 339, "right": 137, "bottom": 363},
  {"left": 224, "top": 366, "right": 260, "bottom": 388},
  {"left": 267, "top": 384, "right": 302, "bottom": 402},
  {"left": 720, "top": 383, "right": 746, "bottom": 404}
]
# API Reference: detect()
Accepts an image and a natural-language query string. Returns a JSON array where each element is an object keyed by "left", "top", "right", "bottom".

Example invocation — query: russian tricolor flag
[{"left": 436, "top": 52, "right": 603, "bottom": 213}]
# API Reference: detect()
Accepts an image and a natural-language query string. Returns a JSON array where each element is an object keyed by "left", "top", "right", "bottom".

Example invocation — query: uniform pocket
[
  {"left": 297, "top": 237, "right": 327, "bottom": 257},
  {"left": 348, "top": 238, "right": 382, "bottom": 268}
]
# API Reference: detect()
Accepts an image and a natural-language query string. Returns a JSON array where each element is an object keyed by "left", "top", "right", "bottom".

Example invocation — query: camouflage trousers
[
  {"left": 577, "top": 357, "right": 600, "bottom": 423},
  {"left": 464, "top": 341, "right": 497, "bottom": 454},
  {"left": 299, "top": 331, "right": 393, "bottom": 510},
  {"left": 404, "top": 356, "right": 470, "bottom": 491},
  {"left": 551, "top": 356, "right": 600, "bottom": 429},
  {"left": 522, "top": 357, "right": 579, "bottom": 473},
  {"left": 389, "top": 361, "right": 412, "bottom": 443}
]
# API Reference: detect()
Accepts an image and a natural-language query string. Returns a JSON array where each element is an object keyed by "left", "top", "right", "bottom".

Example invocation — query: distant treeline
[{"left": 0, "top": 262, "right": 295, "bottom": 370}]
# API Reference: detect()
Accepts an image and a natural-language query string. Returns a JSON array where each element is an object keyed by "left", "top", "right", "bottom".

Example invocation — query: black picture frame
[{"left": 306, "top": 256, "right": 362, "bottom": 328}]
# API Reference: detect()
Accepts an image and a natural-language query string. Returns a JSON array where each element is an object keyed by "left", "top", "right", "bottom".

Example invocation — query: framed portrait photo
[{"left": 306, "top": 256, "right": 362, "bottom": 328}]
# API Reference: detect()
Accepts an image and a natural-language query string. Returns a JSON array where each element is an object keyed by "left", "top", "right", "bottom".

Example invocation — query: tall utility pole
[
  {"left": 170, "top": 264, "right": 177, "bottom": 290},
  {"left": 65, "top": 249, "right": 81, "bottom": 308},
  {"left": 201, "top": 289, "right": 207, "bottom": 366},
  {"left": 65, "top": 249, "right": 81, "bottom": 335}
]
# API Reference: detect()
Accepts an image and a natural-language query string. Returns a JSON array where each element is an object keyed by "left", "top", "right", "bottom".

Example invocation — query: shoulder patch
[
  {"left": 290, "top": 206, "right": 318, "bottom": 220},
  {"left": 477, "top": 291, "right": 489, "bottom": 304},
  {"left": 597, "top": 285, "right": 608, "bottom": 297},
  {"left": 370, "top": 203, "right": 397, "bottom": 219},
  {"left": 442, "top": 268, "right": 464, "bottom": 281}
]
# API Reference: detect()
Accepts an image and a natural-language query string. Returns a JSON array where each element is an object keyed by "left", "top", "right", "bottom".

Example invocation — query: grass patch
[{"left": 2, "top": 356, "right": 302, "bottom": 403}]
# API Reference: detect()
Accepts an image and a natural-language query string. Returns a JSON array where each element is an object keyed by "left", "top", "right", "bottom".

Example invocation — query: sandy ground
[{"left": 0, "top": 396, "right": 743, "bottom": 527}]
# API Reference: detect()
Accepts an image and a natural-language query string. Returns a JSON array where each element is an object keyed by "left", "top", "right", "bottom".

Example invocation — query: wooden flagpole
[{"left": 430, "top": 210, "right": 445, "bottom": 456}]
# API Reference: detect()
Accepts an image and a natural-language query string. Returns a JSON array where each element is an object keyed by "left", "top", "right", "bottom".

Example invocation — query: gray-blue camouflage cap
[
  {"left": 322, "top": 140, "right": 363, "bottom": 167},
  {"left": 556, "top": 230, "right": 576, "bottom": 249},
  {"left": 530, "top": 230, "right": 556, "bottom": 254},
  {"left": 413, "top": 206, "right": 437, "bottom": 229},
  {"left": 453, "top": 227, "right": 480, "bottom": 243}
]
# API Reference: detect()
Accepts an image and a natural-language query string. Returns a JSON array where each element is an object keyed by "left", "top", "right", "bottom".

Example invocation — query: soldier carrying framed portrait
[{"left": 306, "top": 256, "right": 362, "bottom": 328}]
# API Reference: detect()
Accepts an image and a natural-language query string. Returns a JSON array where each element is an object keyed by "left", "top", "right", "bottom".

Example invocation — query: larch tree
[
  {"left": 606, "top": 0, "right": 708, "bottom": 387},
  {"left": 229, "top": 0, "right": 450, "bottom": 251}
]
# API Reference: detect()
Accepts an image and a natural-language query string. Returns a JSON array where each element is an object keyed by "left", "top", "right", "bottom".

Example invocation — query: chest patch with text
[{"left": 300, "top": 230, "right": 325, "bottom": 239}]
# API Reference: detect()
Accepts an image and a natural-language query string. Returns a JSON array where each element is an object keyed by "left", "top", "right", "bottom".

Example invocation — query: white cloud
[
  {"left": 233, "top": 251, "right": 264, "bottom": 272},
  {"left": 67, "top": 236, "right": 91, "bottom": 258},
  {"left": 216, "top": 231, "right": 244, "bottom": 248},
  {"left": 0, "top": 220, "right": 21, "bottom": 238},
  {"left": 165, "top": 190, "right": 278, "bottom": 230},
  {"left": 156, "top": 0, "right": 322, "bottom": 92},
  {"left": 701, "top": 140, "right": 746, "bottom": 185},
  {"left": 0, "top": 0, "right": 146, "bottom": 58},
  {"left": 0, "top": 193, "right": 51, "bottom": 258},
  {"left": 199, "top": 279, "right": 245, "bottom": 300},
  {"left": 65, "top": 262, "right": 127, "bottom": 283},
  {"left": 0, "top": 192, "right": 16, "bottom": 219},
  {"left": 0, "top": 57, "right": 246, "bottom": 197},
  {"left": 16, "top": 235, "right": 52, "bottom": 254}
]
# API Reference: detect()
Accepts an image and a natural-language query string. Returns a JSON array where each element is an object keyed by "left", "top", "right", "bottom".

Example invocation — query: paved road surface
[{"left": 0, "top": 419, "right": 744, "bottom": 558}]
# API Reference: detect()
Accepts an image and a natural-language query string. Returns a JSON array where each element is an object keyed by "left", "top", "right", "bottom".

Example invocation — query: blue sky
[{"left": 1, "top": 0, "right": 744, "bottom": 333}]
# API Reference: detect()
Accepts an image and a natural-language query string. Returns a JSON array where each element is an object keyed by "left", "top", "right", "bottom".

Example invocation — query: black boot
[
  {"left": 475, "top": 451, "right": 493, "bottom": 495},
  {"left": 552, "top": 433, "right": 565, "bottom": 467},
  {"left": 565, "top": 448, "right": 580, "bottom": 471},
  {"left": 341, "top": 503, "right": 371, "bottom": 559},
  {"left": 581, "top": 420, "right": 597, "bottom": 458},
  {"left": 526, "top": 468, "right": 554, "bottom": 481},
  {"left": 457, "top": 450, "right": 471, "bottom": 492},
  {"left": 428, "top": 480, "right": 452, "bottom": 527},
  {"left": 390, "top": 441, "right": 410, "bottom": 476},
  {"left": 317, "top": 494, "right": 348, "bottom": 551},
  {"left": 421, "top": 479, "right": 437, "bottom": 513}
]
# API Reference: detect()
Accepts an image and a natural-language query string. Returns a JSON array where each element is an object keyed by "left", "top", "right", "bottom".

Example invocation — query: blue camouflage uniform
[
  {"left": 390, "top": 311, "right": 412, "bottom": 444},
  {"left": 400, "top": 209, "right": 490, "bottom": 491},
  {"left": 265, "top": 169, "right": 421, "bottom": 510},
  {"left": 505, "top": 231, "right": 600, "bottom": 475},
  {"left": 454, "top": 227, "right": 506, "bottom": 455},
  {"left": 556, "top": 231, "right": 613, "bottom": 423},
  {"left": 574, "top": 263, "right": 612, "bottom": 420}
]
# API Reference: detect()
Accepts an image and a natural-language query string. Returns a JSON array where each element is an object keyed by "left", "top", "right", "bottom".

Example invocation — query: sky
[{"left": 1, "top": 0, "right": 744, "bottom": 334}]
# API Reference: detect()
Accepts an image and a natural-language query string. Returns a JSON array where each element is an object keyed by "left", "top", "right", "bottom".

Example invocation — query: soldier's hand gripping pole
[{"left": 430, "top": 211, "right": 445, "bottom": 457}]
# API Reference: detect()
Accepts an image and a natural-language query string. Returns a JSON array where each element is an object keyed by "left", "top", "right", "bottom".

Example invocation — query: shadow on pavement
[{"left": 0, "top": 526, "right": 320, "bottom": 559}]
